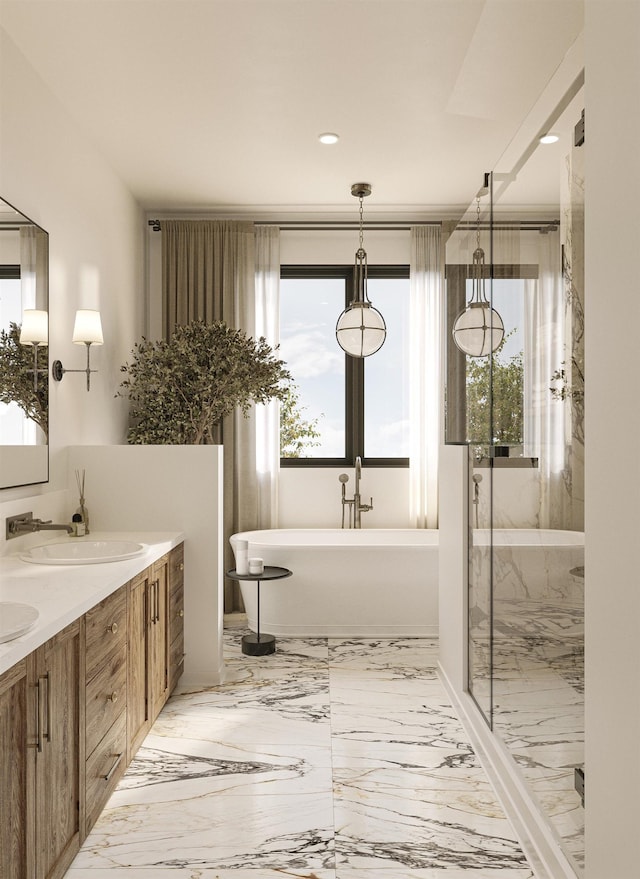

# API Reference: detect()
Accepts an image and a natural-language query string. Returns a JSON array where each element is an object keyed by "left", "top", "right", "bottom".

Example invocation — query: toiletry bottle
[
  {"left": 72, "top": 513, "right": 85, "bottom": 537},
  {"left": 234, "top": 539, "right": 249, "bottom": 575}
]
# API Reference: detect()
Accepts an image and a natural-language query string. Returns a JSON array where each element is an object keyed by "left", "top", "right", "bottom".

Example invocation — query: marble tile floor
[
  {"left": 469, "top": 600, "right": 584, "bottom": 872},
  {"left": 67, "top": 630, "right": 537, "bottom": 879}
]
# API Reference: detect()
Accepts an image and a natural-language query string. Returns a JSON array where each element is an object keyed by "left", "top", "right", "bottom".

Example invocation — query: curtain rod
[
  {"left": 147, "top": 219, "right": 441, "bottom": 232},
  {"left": 148, "top": 218, "right": 557, "bottom": 232}
]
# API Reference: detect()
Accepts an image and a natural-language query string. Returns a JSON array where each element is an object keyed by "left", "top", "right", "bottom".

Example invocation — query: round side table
[{"left": 226, "top": 565, "right": 292, "bottom": 655}]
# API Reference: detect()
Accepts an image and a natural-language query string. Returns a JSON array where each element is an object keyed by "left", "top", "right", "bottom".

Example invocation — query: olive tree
[
  {"left": 0, "top": 322, "right": 48, "bottom": 439},
  {"left": 118, "top": 320, "right": 290, "bottom": 444}
]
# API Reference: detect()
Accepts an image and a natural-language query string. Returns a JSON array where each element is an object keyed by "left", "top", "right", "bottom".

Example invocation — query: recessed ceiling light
[
  {"left": 318, "top": 132, "right": 339, "bottom": 145},
  {"left": 539, "top": 133, "right": 560, "bottom": 145}
]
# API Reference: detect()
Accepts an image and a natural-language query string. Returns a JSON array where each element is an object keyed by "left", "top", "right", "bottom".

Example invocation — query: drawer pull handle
[
  {"left": 179, "top": 563, "right": 184, "bottom": 571},
  {"left": 178, "top": 609, "right": 184, "bottom": 618},
  {"left": 107, "top": 691, "right": 118, "bottom": 703},
  {"left": 103, "top": 752, "right": 124, "bottom": 782},
  {"left": 107, "top": 622, "right": 119, "bottom": 634}
]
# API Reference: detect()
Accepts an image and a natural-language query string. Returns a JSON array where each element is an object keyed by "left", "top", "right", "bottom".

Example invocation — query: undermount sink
[
  {"left": 0, "top": 602, "right": 39, "bottom": 643},
  {"left": 20, "top": 540, "right": 146, "bottom": 565}
]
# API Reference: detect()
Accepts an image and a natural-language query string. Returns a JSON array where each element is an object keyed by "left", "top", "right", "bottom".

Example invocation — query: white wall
[
  {"left": 0, "top": 27, "right": 144, "bottom": 500},
  {"left": 584, "top": 3, "right": 640, "bottom": 876},
  {"left": 279, "top": 465, "right": 412, "bottom": 529}
]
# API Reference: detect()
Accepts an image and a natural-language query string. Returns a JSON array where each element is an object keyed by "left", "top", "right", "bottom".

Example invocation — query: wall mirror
[{"left": 0, "top": 196, "right": 49, "bottom": 488}]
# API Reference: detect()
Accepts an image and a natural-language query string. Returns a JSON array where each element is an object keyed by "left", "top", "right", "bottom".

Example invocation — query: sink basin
[
  {"left": 21, "top": 540, "right": 146, "bottom": 565},
  {"left": 0, "top": 602, "right": 39, "bottom": 643}
]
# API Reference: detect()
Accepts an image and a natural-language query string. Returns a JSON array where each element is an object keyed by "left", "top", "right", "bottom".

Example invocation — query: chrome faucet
[
  {"left": 339, "top": 457, "right": 373, "bottom": 528},
  {"left": 6, "top": 512, "right": 73, "bottom": 539}
]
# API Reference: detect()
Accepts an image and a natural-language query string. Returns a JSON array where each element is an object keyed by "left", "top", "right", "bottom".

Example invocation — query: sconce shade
[
  {"left": 72, "top": 309, "right": 103, "bottom": 345},
  {"left": 20, "top": 310, "right": 48, "bottom": 345},
  {"left": 336, "top": 303, "right": 387, "bottom": 357},
  {"left": 452, "top": 303, "right": 504, "bottom": 357}
]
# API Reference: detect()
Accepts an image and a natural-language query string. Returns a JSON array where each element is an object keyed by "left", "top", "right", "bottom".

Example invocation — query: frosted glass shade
[
  {"left": 72, "top": 309, "right": 103, "bottom": 345},
  {"left": 19, "top": 310, "right": 48, "bottom": 345},
  {"left": 452, "top": 303, "right": 504, "bottom": 357},
  {"left": 336, "top": 303, "right": 386, "bottom": 357}
]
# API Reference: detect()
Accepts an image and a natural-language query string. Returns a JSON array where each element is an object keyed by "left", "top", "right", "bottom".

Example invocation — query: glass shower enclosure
[{"left": 445, "top": 97, "right": 585, "bottom": 875}]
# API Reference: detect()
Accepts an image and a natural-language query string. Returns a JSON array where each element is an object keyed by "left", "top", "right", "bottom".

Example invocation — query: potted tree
[{"left": 118, "top": 319, "right": 290, "bottom": 443}]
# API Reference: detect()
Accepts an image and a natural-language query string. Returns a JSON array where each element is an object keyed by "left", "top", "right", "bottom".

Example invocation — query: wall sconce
[
  {"left": 19, "top": 309, "right": 48, "bottom": 391},
  {"left": 52, "top": 309, "right": 103, "bottom": 391}
]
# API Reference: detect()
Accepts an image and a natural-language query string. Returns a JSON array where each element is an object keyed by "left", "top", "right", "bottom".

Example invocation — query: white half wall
[
  {"left": 437, "top": 444, "right": 468, "bottom": 694},
  {"left": 279, "top": 465, "right": 412, "bottom": 529},
  {"left": 68, "top": 445, "right": 224, "bottom": 687}
]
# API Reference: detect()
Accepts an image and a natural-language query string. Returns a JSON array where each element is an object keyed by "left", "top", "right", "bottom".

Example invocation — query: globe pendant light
[
  {"left": 336, "top": 183, "right": 386, "bottom": 358},
  {"left": 452, "top": 197, "right": 504, "bottom": 357}
]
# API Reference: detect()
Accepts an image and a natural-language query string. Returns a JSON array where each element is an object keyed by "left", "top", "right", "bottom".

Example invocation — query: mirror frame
[{"left": 0, "top": 196, "right": 49, "bottom": 490}]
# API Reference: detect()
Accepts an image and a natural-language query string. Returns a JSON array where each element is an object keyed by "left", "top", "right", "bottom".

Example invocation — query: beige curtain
[{"left": 161, "top": 220, "right": 257, "bottom": 611}]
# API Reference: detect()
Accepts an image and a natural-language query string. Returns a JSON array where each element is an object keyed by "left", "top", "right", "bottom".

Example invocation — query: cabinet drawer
[
  {"left": 85, "top": 647, "right": 126, "bottom": 758},
  {"left": 85, "top": 710, "right": 127, "bottom": 833},
  {"left": 85, "top": 586, "right": 127, "bottom": 682}
]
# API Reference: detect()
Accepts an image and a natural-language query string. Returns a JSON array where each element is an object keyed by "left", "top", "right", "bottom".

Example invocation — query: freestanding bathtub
[{"left": 229, "top": 528, "right": 439, "bottom": 638}]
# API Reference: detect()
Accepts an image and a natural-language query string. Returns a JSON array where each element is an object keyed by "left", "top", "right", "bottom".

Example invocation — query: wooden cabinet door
[
  {"left": 149, "top": 555, "right": 169, "bottom": 719},
  {"left": 30, "top": 620, "right": 82, "bottom": 879},
  {"left": 0, "top": 660, "right": 28, "bottom": 879},
  {"left": 127, "top": 568, "right": 150, "bottom": 760},
  {"left": 168, "top": 543, "right": 185, "bottom": 693}
]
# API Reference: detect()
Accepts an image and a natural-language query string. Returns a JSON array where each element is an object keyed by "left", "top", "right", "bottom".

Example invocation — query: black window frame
[{"left": 280, "top": 264, "right": 410, "bottom": 468}]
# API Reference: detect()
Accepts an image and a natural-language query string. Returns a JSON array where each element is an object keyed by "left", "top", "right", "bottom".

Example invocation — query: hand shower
[{"left": 339, "top": 474, "right": 350, "bottom": 528}]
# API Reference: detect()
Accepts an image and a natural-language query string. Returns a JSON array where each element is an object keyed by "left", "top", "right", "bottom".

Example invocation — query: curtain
[
  {"left": 254, "top": 226, "right": 281, "bottom": 529},
  {"left": 20, "top": 226, "right": 37, "bottom": 309},
  {"left": 161, "top": 220, "right": 257, "bottom": 610},
  {"left": 409, "top": 225, "right": 442, "bottom": 529},
  {"left": 524, "top": 229, "right": 569, "bottom": 527}
]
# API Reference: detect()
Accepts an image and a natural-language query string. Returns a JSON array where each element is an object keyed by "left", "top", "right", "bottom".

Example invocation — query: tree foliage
[
  {"left": 279, "top": 380, "right": 321, "bottom": 457},
  {"left": 0, "top": 322, "right": 48, "bottom": 439},
  {"left": 118, "top": 320, "right": 291, "bottom": 444},
  {"left": 466, "top": 335, "right": 524, "bottom": 446}
]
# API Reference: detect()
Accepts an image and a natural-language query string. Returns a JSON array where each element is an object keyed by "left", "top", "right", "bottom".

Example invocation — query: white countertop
[{"left": 0, "top": 531, "right": 184, "bottom": 676}]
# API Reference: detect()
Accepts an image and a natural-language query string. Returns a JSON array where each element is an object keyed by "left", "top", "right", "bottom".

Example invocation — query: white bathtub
[
  {"left": 471, "top": 528, "right": 584, "bottom": 603},
  {"left": 229, "top": 528, "right": 439, "bottom": 638}
]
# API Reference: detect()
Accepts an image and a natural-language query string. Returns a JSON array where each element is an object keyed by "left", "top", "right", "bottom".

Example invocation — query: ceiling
[{"left": 0, "top": 0, "right": 584, "bottom": 217}]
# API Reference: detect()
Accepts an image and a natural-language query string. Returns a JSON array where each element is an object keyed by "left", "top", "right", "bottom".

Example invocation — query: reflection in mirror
[{"left": 0, "top": 197, "right": 49, "bottom": 488}]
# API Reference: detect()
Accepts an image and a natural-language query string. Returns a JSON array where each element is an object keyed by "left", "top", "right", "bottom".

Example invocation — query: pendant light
[
  {"left": 452, "top": 197, "right": 504, "bottom": 357},
  {"left": 335, "top": 183, "right": 386, "bottom": 358}
]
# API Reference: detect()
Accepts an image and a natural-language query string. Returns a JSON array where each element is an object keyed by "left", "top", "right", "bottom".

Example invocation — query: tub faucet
[{"left": 339, "top": 457, "right": 373, "bottom": 528}]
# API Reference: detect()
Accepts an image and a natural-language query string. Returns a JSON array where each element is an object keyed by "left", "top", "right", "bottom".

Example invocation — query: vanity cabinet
[
  {"left": 0, "top": 539, "right": 185, "bottom": 878},
  {"left": 83, "top": 587, "right": 128, "bottom": 836},
  {"left": 28, "top": 620, "right": 83, "bottom": 879},
  {"left": 0, "top": 660, "right": 28, "bottom": 879}
]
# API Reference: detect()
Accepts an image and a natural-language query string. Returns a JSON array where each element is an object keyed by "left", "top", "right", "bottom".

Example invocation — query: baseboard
[
  {"left": 438, "top": 661, "right": 580, "bottom": 879},
  {"left": 243, "top": 621, "right": 439, "bottom": 639}
]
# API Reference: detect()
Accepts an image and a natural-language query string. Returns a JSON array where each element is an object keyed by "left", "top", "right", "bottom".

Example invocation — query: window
[{"left": 280, "top": 265, "right": 410, "bottom": 465}]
